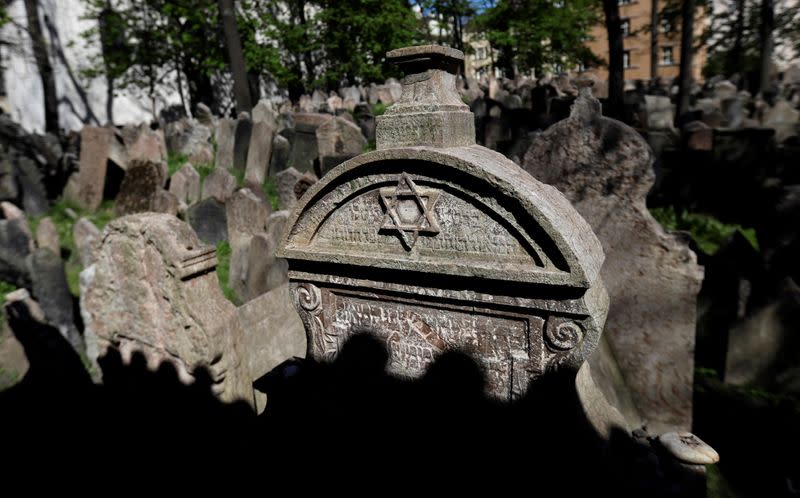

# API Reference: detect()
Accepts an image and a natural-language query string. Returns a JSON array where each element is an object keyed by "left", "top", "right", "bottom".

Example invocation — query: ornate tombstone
[{"left": 277, "top": 46, "right": 608, "bottom": 400}]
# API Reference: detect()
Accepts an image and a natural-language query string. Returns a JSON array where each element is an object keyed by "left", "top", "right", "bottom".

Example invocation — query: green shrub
[{"left": 649, "top": 206, "right": 759, "bottom": 255}]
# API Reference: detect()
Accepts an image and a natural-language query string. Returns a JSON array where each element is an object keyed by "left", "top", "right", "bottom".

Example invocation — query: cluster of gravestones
[{"left": 8, "top": 45, "right": 800, "bottom": 492}]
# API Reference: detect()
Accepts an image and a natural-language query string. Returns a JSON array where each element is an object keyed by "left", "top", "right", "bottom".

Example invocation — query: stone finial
[{"left": 376, "top": 45, "right": 475, "bottom": 149}]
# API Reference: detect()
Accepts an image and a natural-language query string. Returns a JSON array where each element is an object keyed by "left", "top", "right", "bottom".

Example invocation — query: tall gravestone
[
  {"left": 277, "top": 46, "right": 608, "bottom": 400},
  {"left": 523, "top": 90, "right": 704, "bottom": 432}
]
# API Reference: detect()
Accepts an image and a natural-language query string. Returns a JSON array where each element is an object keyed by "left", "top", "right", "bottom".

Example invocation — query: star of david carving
[{"left": 379, "top": 173, "right": 441, "bottom": 250}]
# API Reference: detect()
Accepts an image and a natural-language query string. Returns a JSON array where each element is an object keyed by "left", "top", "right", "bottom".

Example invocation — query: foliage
[
  {"left": 703, "top": 0, "right": 800, "bottom": 81},
  {"left": 214, "top": 241, "right": 239, "bottom": 304},
  {"left": 649, "top": 206, "right": 759, "bottom": 255},
  {"left": 372, "top": 102, "right": 387, "bottom": 117},
  {"left": 167, "top": 152, "right": 189, "bottom": 177},
  {"left": 242, "top": 0, "right": 420, "bottom": 96},
  {"left": 416, "top": 0, "right": 475, "bottom": 50},
  {"left": 80, "top": 0, "right": 228, "bottom": 113},
  {"left": 474, "top": 0, "right": 601, "bottom": 77}
]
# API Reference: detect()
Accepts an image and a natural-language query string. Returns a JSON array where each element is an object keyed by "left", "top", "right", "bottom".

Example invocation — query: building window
[
  {"left": 623, "top": 50, "right": 631, "bottom": 69},
  {"left": 660, "top": 46, "right": 674, "bottom": 65},
  {"left": 621, "top": 19, "right": 631, "bottom": 36},
  {"left": 618, "top": 0, "right": 632, "bottom": 5},
  {"left": 578, "top": 62, "right": 587, "bottom": 72},
  {"left": 477, "top": 47, "right": 486, "bottom": 59},
  {"left": 554, "top": 0, "right": 565, "bottom": 7},
  {"left": 661, "top": 18, "right": 672, "bottom": 33}
]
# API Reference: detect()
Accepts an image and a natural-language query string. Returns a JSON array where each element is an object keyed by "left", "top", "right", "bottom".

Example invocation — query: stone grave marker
[
  {"left": 523, "top": 89, "right": 704, "bottom": 432},
  {"left": 277, "top": 46, "right": 608, "bottom": 401},
  {"left": 64, "top": 126, "right": 114, "bottom": 211},
  {"left": 215, "top": 119, "right": 237, "bottom": 170},
  {"left": 115, "top": 159, "right": 166, "bottom": 216},
  {"left": 81, "top": 213, "right": 252, "bottom": 404}
]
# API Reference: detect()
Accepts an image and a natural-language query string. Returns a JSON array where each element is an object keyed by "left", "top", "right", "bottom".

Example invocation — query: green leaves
[{"left": 476, "top": 0, "right": 601, "bottom": 76}]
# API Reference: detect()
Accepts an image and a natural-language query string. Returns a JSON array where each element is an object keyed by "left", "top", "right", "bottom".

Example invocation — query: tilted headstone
[
  {"left": 270, "top": 134, "right": 291, "bottom": 176},
  {"left": 227, "top": 188, "right": 271, "bottom": 300},
  {"left": 35, "top": 217, "right": 60, "bottom": 255},
  {"left": 244, "top": 121, "right": 275, "bottom": 186},
  {"left": 73, "top": 217, "right": 101, "bottom": 268},
  {"left": 187, "top": 197, "right": 228, "bottom": 245},
  {"left": 169, "top": 163, "right": 201, "bottom": 207},
  {"left": 29, "top": 247, "right": 83, "bottom": 352},
  {"left": 202, "top": 168, "right": 237, "bottom": 203},
  {"left": 315, "top": 116, "right": 367, "bottom": 176},
  {"left": 80, "top": 213, "right": 252, "bottom": 404},
  {"left": 214, "top": 118, "right": 237, "bottom": 170},
  {"left": 523, "top": 90, "right": 703, "bottom": 432},
  {"left": 233, "top": 115, "right": 253, "bottom": 172},
  {"left": 277, "top": 46, "right": 608, "bottom": 401},
  {"left": 64, "top": 126, "right": 114, "bottom": 211},
  {"left": 275, "top": 167, "right": 304, "bottom": 211},
  {"left": 115, "top": 159, "right": 167, "bottom": 216},
  {"left": 289, "top": 113, "right": 331, "bottom": 173},
  {"left": 125, "top": 125, "right": 167, "bottom": 165}
]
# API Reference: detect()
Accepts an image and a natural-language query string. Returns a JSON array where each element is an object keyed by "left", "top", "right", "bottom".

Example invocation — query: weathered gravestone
[
  {"left": 80, "top": 213, "right": 252, "bottom": 404},
  {"left": 277, "top": 46, "right": 608, "bottom": 401},
  {"left": 523, "top": 89, "right": 704, "bottom": 433},
  {"left": 115, "top": 159, "right": 166, "bottom": 216},
  {"left": 215, "top": 118, "right": 237, "bottom": 170},
  {"left": 64, "top": 126, "right": 114, "bottom": 211}
]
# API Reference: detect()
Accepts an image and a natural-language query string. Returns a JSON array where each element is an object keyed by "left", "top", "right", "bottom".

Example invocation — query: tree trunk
[
  {"left": 603, "top": 0, "right": 624, "bottom": 119},
  {"left": 651, "top": 0, "right": 659, "bottom": 80},
  {"left": 676, "top": 0, "right": 695, "bottom": 123},
  {"left": 758, "top": 0, "right": 774, "bottom": 94},
  {"left": 728, "top": 0, "right": 745, "bottom": 78},
  {"left": 218, "top": 0, "right": 252, "bottom": 115},
  {"left": 106, "top": 74, "right": 114, "bottom": 125},
  {"left": 23, "top": 0, "right": 59, "bottom": 134}
]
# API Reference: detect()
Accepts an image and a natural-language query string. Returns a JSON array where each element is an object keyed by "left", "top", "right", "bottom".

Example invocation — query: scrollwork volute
[{"left": 545, "top": 318, "right": 584, "bottom": 352}]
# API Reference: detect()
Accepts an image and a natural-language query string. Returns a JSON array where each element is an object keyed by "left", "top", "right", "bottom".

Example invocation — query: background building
[{"left": 582, "top": 0, "right": 708, "bottom": 83}]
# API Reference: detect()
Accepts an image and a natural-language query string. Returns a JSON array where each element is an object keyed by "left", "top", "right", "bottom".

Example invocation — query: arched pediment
[{"left": 279, "top": 146, "right": 603, "bottom": 289}]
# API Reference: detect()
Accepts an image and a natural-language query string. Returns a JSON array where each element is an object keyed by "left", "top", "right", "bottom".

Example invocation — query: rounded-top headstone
[{"left": 278, "top": 45, "right": 608, "bottom": 402}]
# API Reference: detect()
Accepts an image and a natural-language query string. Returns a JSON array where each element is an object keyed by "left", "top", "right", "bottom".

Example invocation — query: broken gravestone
[
  {"left": 523, "top": 89, "right": 704, "bottom": 433},
  {"left": 277, "top": 46, "right": 608, "bottom": 401},
  {"left": 80, "top": 213, "right": 252, "bottom": 404}
]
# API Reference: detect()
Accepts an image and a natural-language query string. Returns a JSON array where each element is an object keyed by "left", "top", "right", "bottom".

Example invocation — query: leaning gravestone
[
  {"left": 115, "top": 159, "right": 166, "bottom": 216},
  {"left": 277, "top": 46, "right": 608, "bottom": 400},
  {"left": 523, "top": 89, "right": 703, "bottom": 432},
  {"left": 81, "top": 213, "right": 252, "bottom": 404},
  {"left": 64, "top": 126, "right": 114, "bottom": 211}
]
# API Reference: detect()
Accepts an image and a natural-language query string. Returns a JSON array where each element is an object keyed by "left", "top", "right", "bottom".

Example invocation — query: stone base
[{"left": 376, "top": 111, "right": 475, "bottom": 149}]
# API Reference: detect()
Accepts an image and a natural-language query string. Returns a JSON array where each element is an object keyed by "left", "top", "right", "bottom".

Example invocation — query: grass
[
  {"left": 372, "top": 102, "right": 387, "bottom": 117},
  {"left": 214, "top": 241, "right": 239, "bottom": 305},
  {"left": 28, "top": 199, "right": 116, "bottom": 296},
  {"left": 167, "top": 152, "right": 189, "bottom": 177},
  {"left": 262, "top": 177, "right": 279, "bottom": 211},
  {"left": 649, "top": 206, "right": 759, "bottom": 255}
]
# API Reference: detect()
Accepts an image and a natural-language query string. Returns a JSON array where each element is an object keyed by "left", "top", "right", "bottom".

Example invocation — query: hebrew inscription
[{"left": 324, "top": 291, "right": 544, "bottom": 400}]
